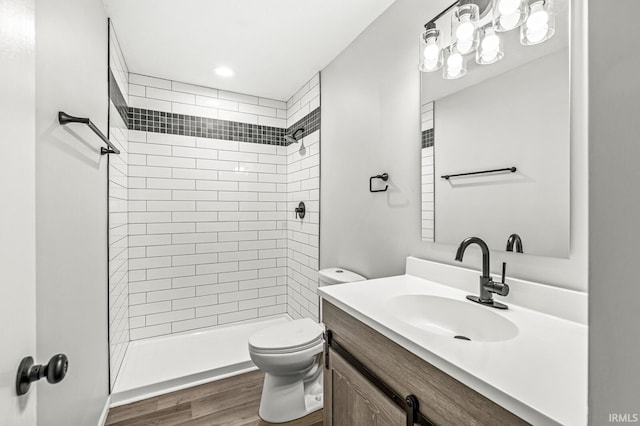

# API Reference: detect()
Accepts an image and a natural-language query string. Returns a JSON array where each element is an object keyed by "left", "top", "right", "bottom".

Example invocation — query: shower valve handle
[{"left": 295, "top": 201, "right": 306, "bottom": 219}]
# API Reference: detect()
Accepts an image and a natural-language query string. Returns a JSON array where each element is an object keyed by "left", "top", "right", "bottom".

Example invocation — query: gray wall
[
  {"left": 588, "top": 0, "right": 640, "bottom": 423},
  {"left": 320, "top": 0, "right": 588, "bottom": 292},
  {"left": 35, "top": 0, "right": 110, "bottom": 424}
]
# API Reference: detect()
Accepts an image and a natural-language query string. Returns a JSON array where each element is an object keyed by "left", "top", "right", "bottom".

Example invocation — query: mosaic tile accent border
[
  {"left": 287, "top": 107, "right": 320, "bottom": 141},
  {"left": 421, "top": 128, "right": 434, "bottom": 149},
  {"left": 109, "top": 70, "right": 129, "bottom": 127},
  {"left": 127, "top": 106, "right": 321, "bottom": 146}
]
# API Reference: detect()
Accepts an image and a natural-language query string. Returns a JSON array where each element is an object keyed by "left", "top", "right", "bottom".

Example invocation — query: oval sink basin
[{"left": 386, "top": 295, "right": 518, "bottom": 342}]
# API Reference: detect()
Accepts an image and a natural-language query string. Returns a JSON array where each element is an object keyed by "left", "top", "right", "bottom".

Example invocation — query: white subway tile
[
  {"left": 197, "top": 302, "right": 238, "bottom": 317},
  {"left": 218, "top": 110, "right": 258, "bottom": 125},
  {"left": 196, "top": 159, "right": 238, "bottom": 171},
  {"left": 173, "top": 168, "right": 218, "bottom": 181},
  {"left": 195, "top": 242, "right": 238, "bottom": 253},
  {"left": 147, "top": 155, "right": 195, "bottom": 169},
  {"left": 146, "top": 288, "right": 195, "bottom": 303},
  {"left": 129, "top": 84, "right": 145, "bottom": 97},
  {"left": 172, "top": 211, "right": 218, "bottom": 222},
  {"left": 173, "top": 274, "right": 218, "bottom": 288},
  {"left": 218, "top": 212, "right": 258, "bottom": 222},
  {"left": 173, "top": 253, "right": 218, "bottom": 266},
  {"left": 147, "top": 87, "right": 195, "bottom": 104},
  {"left": 173, "top": 146, "right": 218, "bottom": 160},
  {"left": 258, "top": 116, "right": 287, "bottom": 128},
  {"left": 173, "top": 233, "right": 220, "bottom": 244},
  {"left": 219, "top": 289, "right": 258, "bottom": 303},
  {"left": 129, "top": 166, "right": 171, "bottom": 179},
  {"left": 129, "top": 234, "right": 171, "bottom": 247},
  {"left": 172, "top": 81, "right": 219, "bottom": 98},
  {"left": 147, "top": 244, "right": 195, "bottom": 257},
  {"left": 172, "top": 103, "right": 217, "bottom": 119},
  {"left": 147, "top": 132, "right": 196, "bottom": 147},
  {"left": 147, "top": 201, "right": 196, "bottom": 212},
  {"left": 146, "top": 178, "right": 195, "bottom": 190},
  {"left": 130, "top": 324, "right": 171, "bottom": 340},
  {"left": 172, "top": 315, "right": 218, "bottom": 333},
  {"left": 130, "top": 73, "right": 171, "bottom": 89},
  {"left": 146, "top": 309, "right": 195, "bottom": 326},
  {"left": 146, "top": 265, "right": 195, "bottom": 280},
  {"left": 196, "top": 282, "right": 238, "bottom": 296},
  {"left": 129, "top": 96, "right": 172, "bottom": 113},
  {"left": 239, "top": 103, "right": 276, "bottom": 117},
  {"left": 195, "top": 95, "right": 238, "bottom": 111},
  {"left": 129, "top": 212, "right": 172, "bottom": 223},
  {"left": 218, "top": 309, "right": 258, "bottom": 325},
  {"left": 258, "top": 98, "right": 287, "bottom": 109},
  {"left": 196, "top": 180, "right": 238, "bottom": 191},
  {"left": 147, "top": 222, "right": 195, "bottom": 234},
  {"left": 219, "top": 90, "right": 258, "bottom": 105},
  {"left": 129, "top": 301, "right": 171, "bottom": 316},
  {"left": 129, "top": 279, "right": 172, "bottom": 293}
]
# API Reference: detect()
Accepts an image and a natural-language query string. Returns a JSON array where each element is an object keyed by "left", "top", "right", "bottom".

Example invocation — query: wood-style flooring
[{"left": 105, "top": 370, "right": 323, "bottom": 426}]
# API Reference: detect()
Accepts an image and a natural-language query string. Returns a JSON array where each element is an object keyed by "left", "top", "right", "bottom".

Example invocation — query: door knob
[{"left": 16, "top": 354, "right": 69, "bottom": 395}]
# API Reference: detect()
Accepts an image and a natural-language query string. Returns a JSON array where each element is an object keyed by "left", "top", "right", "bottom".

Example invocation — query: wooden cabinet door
[{"left": 325, "top": 349, "right": 406, "bottom": 426}]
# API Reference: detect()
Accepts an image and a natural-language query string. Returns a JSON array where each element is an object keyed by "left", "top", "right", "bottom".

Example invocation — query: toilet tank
[{"left": 318, "top": 268, "right": 366, "bottom": 287}]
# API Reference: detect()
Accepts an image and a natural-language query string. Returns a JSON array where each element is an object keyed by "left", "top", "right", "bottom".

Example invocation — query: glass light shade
[
  {"left": 443, "top": 46, "right": 467, "bottom": 80},
  {"left": 493, "top": 0, "right": 528, "bottom": 32},
  {"left": 520, "top": 0, "right": 555, "bottom": 45},
  {"left": 451, "top": 1, "right": 480, "bottom": 55},
  {"left": 419, "top": 25, "right": 443, "bottom": 72},
  {"left": 476, "top": 26, "right": 504, "bottom": 65}
]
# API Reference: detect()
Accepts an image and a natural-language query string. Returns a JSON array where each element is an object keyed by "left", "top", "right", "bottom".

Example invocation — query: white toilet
[{"left": 248, "top": 268, "right": 366, "bottom": 423}]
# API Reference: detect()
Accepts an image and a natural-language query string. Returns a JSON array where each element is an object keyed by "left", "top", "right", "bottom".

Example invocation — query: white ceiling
[{"left": 104, "top": 0, "right": 396, "bottom": 101}]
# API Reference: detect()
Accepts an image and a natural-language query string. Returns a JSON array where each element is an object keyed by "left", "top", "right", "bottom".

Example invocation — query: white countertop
[{"left": 318, "top": 259, "right": 588, "bottom": 426}]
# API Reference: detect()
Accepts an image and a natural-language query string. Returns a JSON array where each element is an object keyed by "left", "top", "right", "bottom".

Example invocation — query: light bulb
[
  {"left": 456, "top": 17, "right": 475, "bottom": 40},
  {"left": 526, "top": 24, "right": 549, "bottom": 42},
  {"left": 448, "top": 66, "right": 462, "bottom": 77},
  {"left": 499, "top": 12, "right": 521, "bottom": 30},
  {"left": 447, "top": 52, "right": 463, "bottom": 69},
  {"left": 498, "top": 0, "right": 520, "bottom": 15},
  {"left": 457, "top": 39, "right": 473, "bottom": 54},
  {"left": 481, "top": 33, "right": 500, "bottom": 52},
  {"left": 481, "top": 50, "right": 499, "bottom": 62},
  {"left": 424, "top": 43, "right": 440, "bottom": 61},
  {"left": 527, "top": 3, "right": 549, "bottom": 31}
]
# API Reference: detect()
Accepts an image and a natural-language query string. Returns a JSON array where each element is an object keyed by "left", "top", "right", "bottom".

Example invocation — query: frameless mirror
[{"left": 420, "top": 0, "right": 570, "bottom": 258}]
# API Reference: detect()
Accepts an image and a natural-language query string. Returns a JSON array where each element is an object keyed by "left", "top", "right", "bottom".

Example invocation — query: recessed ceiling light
[{"left": 214, "top": 66, "right": 234, "bottom": 77}]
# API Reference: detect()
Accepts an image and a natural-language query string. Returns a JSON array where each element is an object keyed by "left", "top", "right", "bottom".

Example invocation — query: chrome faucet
[
  {"left": 506, "top": 233, "right": 524, "bottom": 253},
  {"left": 455, "top": 237, "right": 509, "bottom": 310}
]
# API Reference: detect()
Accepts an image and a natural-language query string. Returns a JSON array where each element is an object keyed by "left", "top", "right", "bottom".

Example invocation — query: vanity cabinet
[{"left": 322, "top": 300, "right": 528, "bottom": 426}]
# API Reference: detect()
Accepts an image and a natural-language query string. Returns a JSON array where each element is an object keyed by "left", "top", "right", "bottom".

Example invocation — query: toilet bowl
[
  {"left": 248, "top": 267, "right": 366, "bottom": 423},
  {"left": 249, "top": 318, "right": 324, "bottom": 423}
]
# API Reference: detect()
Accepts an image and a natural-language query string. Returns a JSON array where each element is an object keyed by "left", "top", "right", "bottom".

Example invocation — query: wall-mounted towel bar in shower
[
  {"left": 441, "top": 167, "right": 516, "bottom": 180},
  {"left": 58, "top": 111, "right": 120, "bottom": 155}
]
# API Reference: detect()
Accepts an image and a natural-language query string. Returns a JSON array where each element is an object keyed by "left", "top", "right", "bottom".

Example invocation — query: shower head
[{"left": 284, "top": 127, "right": 304, "bottom": 144}]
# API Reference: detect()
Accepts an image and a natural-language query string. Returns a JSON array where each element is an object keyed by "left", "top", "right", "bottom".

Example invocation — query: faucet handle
[{"left": 491, "top": 280, "right": 510, "bottom": 297}]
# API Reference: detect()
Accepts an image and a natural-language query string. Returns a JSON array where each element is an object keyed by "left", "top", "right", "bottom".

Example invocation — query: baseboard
[{"left": 97, "top": 395, "right": 111, "bottom": 426}]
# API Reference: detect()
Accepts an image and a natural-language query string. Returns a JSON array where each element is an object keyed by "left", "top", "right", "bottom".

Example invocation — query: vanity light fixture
[{"left": 420, "top": 0, "right": 555, "bottom": 77}]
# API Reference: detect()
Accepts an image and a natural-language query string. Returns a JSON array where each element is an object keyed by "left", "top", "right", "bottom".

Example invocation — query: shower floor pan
[{"left": 111, "top": 314, "right": 290, "bottom": 406}]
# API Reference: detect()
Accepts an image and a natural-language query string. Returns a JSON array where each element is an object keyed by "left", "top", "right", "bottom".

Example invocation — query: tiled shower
[{"left": 107, "top": 25, "right": 321, "bottom": 388}]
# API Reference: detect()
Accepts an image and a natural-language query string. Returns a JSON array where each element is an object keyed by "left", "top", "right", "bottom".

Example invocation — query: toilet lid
[{"left": 249, "top": 318, "right": 324, "bottom": 352}]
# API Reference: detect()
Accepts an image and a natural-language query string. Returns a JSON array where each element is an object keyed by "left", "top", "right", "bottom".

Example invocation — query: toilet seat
[{"left": 249, "top": 318, "right": 324, "bottom": 354}]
